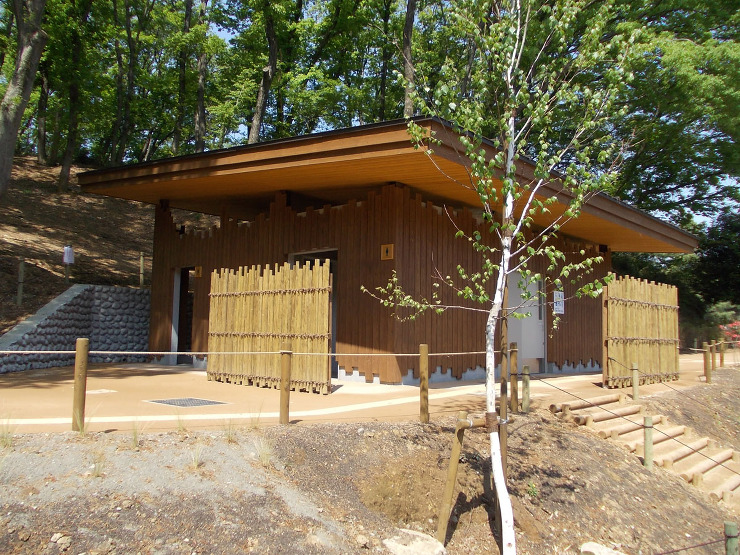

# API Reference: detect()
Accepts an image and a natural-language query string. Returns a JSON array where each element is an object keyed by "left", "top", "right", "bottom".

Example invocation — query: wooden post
[
  {"left": 419, "top": 343, "right": 429, "bottom": 424},
  {"left": 510, "top": 342, "right": 518, "bottom": 413},
  {"left": 16, "top": 257, "right": 24, "bottom": 306},
  {"left": 602, "top": 283, "right": 610, "bottom": 388},
  {"left": 726, "top": 521, "right": 739, "bottom": 555},
  {"left": 632, "top": 363, "right": 639, "bottom": 400},
  {"left": 720, "top": 341, "right": 725, "bottom": 368},
  {"left": 522, "top": 365, "right": 530, "bottom": 414},
  {"left": 499, "top": 377, "right": 508, "bottom": 480},
  {"left": 711, "top": 340, "right": 717, "bottom": 373},
  {"left": 703, "top": 342, "right": 711, "bottom": 384},
  {"left": 280, "top": 342, "right": 292, "bottom": 425},
  {"left": 643, "top": 415, "right": 653, "bottom": 469},
  {"left": 436, "top": 411, "right": 467, "bottom": 545},
  {"left": 139, "top": 252, "right": 145, "bottom": 288},
  {"left": 72, "top": 338, "right": 89, "bottom": 432}
]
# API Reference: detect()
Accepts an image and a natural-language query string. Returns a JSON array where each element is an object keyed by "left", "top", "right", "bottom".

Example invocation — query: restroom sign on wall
[{"left": 553, "top": 290, "right": 565, "bottom": 315}]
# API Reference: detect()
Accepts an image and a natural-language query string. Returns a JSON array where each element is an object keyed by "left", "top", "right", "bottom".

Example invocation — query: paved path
[{"left": 0, "top": 353, "right": 723, "bottom": 433}]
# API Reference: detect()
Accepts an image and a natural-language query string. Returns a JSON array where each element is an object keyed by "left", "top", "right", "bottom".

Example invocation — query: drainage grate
[{"left": 147, "top": 397, "right": 227, "bottom": 408}]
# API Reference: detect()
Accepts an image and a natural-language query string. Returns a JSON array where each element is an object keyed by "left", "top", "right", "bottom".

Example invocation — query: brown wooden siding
[{"left": 150, "top": 185, "right": 610, "bottom": 382}]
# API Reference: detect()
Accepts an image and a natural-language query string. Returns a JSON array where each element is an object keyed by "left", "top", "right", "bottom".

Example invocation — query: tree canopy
[{"left": 0, "top": 0, "right": 737, "bottom": 220}]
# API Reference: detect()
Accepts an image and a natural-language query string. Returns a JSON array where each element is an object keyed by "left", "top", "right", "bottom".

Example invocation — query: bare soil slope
[{"left": 0, "top": 157, "right": 154, "bottom": 334}]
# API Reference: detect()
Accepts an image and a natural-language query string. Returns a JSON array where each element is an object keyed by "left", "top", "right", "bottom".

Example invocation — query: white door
[{"left": 506, "top": 273, "right": 546, "bottom": 373}]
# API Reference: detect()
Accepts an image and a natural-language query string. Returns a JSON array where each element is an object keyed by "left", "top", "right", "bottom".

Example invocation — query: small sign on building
[{"left": 553, "top": 290, "right": 565, "bottom": 315}]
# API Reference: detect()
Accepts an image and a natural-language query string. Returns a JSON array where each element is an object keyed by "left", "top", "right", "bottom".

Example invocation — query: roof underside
[{"left": 79, "top": 118, "right": 697, "bottom": 254}]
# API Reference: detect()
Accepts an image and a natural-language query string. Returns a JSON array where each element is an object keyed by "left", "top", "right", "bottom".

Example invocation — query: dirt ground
[{"left": 1, "top": 368, "right": 738, "bottom": 554}]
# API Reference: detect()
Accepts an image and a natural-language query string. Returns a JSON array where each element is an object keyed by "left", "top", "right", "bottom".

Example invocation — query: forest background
[{"left": 0, "top": 0, "right": 738, "bottom": 345}]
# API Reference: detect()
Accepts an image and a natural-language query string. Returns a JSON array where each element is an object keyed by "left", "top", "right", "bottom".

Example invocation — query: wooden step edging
[
  {"left": 656, "top": 438, "right": 713, "bottom": 469},
  {"left": 631, "top": 426, "right": 686, "bottom": 455},
  {"left": 679, "top": 449, "right": 738, "bottom": 483},
  {"left": 710, "top": 474, "right": 740, "bottom": 502},
  {"left": 573, "top": 404, "right": 644, "bottom": 426},
  {"left": 550, "top": 394, "right": 625, "bottom": 416},
  {"left": 599, "top": 416, "right": 666, "bottom": 440}
]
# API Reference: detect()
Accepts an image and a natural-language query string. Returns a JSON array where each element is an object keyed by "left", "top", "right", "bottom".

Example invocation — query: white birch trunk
[{"left": 483, "top": 103, "right": 518, "bottom": 553}]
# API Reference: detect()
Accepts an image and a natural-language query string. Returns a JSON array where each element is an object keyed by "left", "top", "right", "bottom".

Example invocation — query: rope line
[
  {"left": 209, "top": 287, "right": 331, "bottom": 297},
  {"left": 0, "top": 349, "right": 492, "bottom": 358},
  {"left": 607, "top": 296, "right": 678, "bottom": 310},
  {"left": 606, "top": 337, "right": 679, "bottom": 344},
  {"left": 654, "top": 537, "right": 724, "bottom": 554}
]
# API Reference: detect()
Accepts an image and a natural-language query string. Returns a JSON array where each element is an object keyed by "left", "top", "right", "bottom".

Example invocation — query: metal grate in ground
[{"left": 147, "top": 397, "right": 227, "bottom": 408}]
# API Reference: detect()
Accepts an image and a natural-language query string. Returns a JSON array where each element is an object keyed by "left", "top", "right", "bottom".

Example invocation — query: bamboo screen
[
  {"left": 603, "top": 275, "right": 679, "bottom": 388},
  {"left": 207, "top": 260, "right": 332, "bottom": 394}
]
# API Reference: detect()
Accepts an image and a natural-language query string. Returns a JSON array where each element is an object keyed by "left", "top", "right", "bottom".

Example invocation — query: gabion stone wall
[{"left": 0, "top": 285, "right": 150, "bottom": 374}]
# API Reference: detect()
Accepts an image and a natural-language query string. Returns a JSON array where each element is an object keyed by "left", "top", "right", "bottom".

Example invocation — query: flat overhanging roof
[{"left": 79, "top": 118, "right": 697, "bottom": 254}]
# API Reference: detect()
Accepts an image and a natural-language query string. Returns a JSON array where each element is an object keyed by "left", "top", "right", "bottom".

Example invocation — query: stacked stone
[
  {"left": 89, "top": 286, "right": 149, "bottom": 363},
  {"left": 0, "top": 286, "right": 150, "bottom": 373}
]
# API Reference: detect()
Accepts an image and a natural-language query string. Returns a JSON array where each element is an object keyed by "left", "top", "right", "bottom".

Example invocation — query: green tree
[
  {"left": 0, "top": 0, "right": 47, "bottom": 199},
  {"left": 375, "top": 2, "right": 639, "bottom": 549},
  {"left": 607, "top": 0, "right": 740, "bottom": 223},
  {"left": 697, "top": 210, "right": 740, "bottom": 306}
]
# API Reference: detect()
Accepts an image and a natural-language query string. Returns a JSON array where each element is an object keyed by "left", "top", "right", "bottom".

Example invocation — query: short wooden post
[
  {"left": 522, "top": 365, "right": 530, "bottom": 414},
  {"left": 436, "top": 411, "right": 467, "bottom": 545},
  {"left": 16, "top": 257, "right": 24, "bottom": 306},
  {"left": 510, "top": 342, "right": 518, "bottom": 413},
  {"left": 711, "top": 340, "right": 717, "bottom": 373},
  {"left": 72, "top": 338, "right": 89, "bottom": 432},
  {"left": 643, "top": 415, "right": 653, "bottom": 469},
  {"left": 720, "top": 341, "right": 725, "bottom": 368},
  {"left": 499, "top": 377, "right": 508, "bottom": 480},
  {"left": 139, "top": 252, "right": 145, "bottom": 288},
  {"left": 726, "top": 521, "right": 739, "bottom": 555},
  {"left": 631, "top": 363, "right": 639, "bottom": 400},
  {"left": 703, "top": 342, "right": 711, "bottom": 384},
  {"left": 280, "top": 342, "right": 292, "bottom": 425},
  {"left": 419, "top": 343, "right": 429, "bottom": 424}
]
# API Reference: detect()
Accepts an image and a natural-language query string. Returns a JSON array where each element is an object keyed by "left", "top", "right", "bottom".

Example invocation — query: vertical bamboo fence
[
  {"left": 207, "top": 260, "right": 332, "bottom": 394},
  {"left": 602, "top": 275, "right": 679, "bottom": 388}
]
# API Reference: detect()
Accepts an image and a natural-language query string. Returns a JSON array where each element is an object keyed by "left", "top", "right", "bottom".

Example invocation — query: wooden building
[{"left": 79, "top": 118, "right": 697, "bottom": 384}]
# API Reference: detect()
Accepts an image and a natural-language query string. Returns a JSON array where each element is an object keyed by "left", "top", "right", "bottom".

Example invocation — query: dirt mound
[{"left": 2, "top": 380, "right": 738, "bottom": 554}]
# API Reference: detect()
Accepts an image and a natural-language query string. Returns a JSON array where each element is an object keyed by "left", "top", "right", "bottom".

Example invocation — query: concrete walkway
[{"left": 0, "top": 353, "right": 724, "bottom": 433}]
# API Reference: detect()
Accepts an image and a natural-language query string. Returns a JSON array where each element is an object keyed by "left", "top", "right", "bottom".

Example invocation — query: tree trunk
[
  {"left": 248, "top": 6, "right": 278, "bottom": 145},
  {"left": 402, "top": 0, "right": 416, "bottom": 118},
  {"left": 49, "top": 105, "right": 61, "bottom": 164},
  {"left": 0, "top": 0, "right": 48, "bottom": 199},
  {"left": 36, "top": 63, "right": 49, "bottom": 165},
  {"left": 173, "top": 0, "right": 193, "bottom": 155},
  {"left": 58, "top": 0, "right": 93, "bottom": 192},
  {"left": 115, "top": 0, "right": 138, "bottom": 163},
  {"left": 378, "top": 0, "right": 391, "bottom": 121},
  {"left": 193, "top": 0, "right": 207, "bottom": 153}
]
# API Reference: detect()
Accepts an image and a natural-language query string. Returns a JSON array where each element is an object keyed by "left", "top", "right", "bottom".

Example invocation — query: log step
[
  {"left": 679, "top": 449, "right": 737, "bottom": 482},
  {"left": 550, "top": 393, "right": 625, "bottom": 414},
  {"left": 630, "top": 425, "right": 686, "bottom": 454},
  {"left": 710, "top": 473, "right": 740, "bottom": 502},
  {"left": 599, "top": 416, "right": 666, "bottom": 440},
  {"left": 573, "top": 404, "right": 644, "bottom": 426},
  {"left": 656, "top": 438, "right": 710, "bottom": 468}
]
